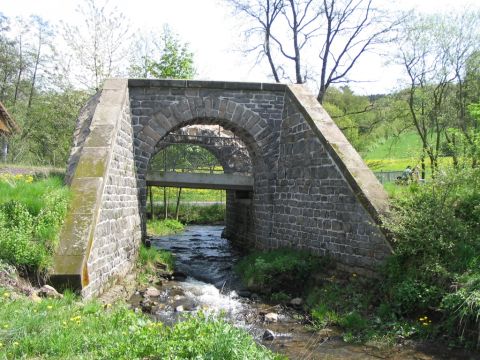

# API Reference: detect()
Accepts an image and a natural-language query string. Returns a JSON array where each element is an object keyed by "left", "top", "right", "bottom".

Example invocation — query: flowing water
[{"left": 129, "top": 225, "right": 477, "bottom": 360}]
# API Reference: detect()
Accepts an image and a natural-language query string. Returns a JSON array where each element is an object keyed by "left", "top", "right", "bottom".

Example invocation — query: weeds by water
[
  {"left": 151, "top": 203, "right": 226, "bottom": 224},
  {"left": 0, "top": 288, "right": 282, "bottom": 359},
  {"left": 147, "top": 218, "right": 185, "bottom": 236}
]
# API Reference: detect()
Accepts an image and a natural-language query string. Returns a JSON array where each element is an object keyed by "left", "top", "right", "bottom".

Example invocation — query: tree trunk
[
  {"left": 149, "top": 186, "right": 154, "bottom": 219},
  {"left": 163, "top": 187, "right": 168, "bottom": 219},
  {"left": 175, "top": 187, "right": 182, "bottom": 221},
  {"left": 1, "top": 136, "right": 7, "bottom": 163}
]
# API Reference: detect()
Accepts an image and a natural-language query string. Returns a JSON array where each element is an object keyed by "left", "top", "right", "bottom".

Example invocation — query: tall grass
[
  {"left": 0, "top": 175, "right": 70, "bottom": 273},
  {"left": 146, "top": 219, "right": 184, "bottom": 237},
  {"left": 0, "top": 288, "right": 283, "bottom": 359},
  {"left": 151, "top": 203, "right": 225, "bottom": 224}
]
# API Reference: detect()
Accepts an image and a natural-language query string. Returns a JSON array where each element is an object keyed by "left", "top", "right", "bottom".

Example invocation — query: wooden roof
[{"left": 0, "top": 101, "right": 19, "bottom": 136}]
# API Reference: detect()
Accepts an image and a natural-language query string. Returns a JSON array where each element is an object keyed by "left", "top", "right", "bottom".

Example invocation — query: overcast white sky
[{"left": 2, "top": 0, "right": 480, "bottom": 95}]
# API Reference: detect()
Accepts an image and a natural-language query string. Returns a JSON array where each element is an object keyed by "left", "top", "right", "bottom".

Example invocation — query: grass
[
  {"left": 138, "top": 244, "right": 175, "bottom": 273},
  {"left": 151, "top": 187, "right": 226, "bottom": 203},
  {"left": 235, "top": 248, "right": 331, "bottom": 297},
  {"left": 363, "top": 131, "right": 423, "bottom": 160},
  {"left": 151, "top": 203, "right": 226, "bottom": 224},
  {"left": 136, "top": 244, "right": 175, "bottom": 285},
  {"left": 146, "top": 219, "right": 185, "bottom": 237},
  {"left": 0, "top": 288, "right": 283, "bottom": 359},
  {"left": 0, "top": 174, "right": 70, "bottom": 273}
]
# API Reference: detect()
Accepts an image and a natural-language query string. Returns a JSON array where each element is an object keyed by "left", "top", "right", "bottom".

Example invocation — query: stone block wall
[
  {"left": 51, "top": 79, "right": 142, "bottom": 298},
  {"left": 129, "top": 80, "right": 287, "bottom": 250},
  {"left": 272, "top": 87, "right": 391, "bottom": 275},
  {"left": 53, "top": 79, "right": 391, "bottom": 297}
]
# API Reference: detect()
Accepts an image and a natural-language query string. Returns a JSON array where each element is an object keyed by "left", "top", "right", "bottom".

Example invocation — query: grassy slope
[{"left": 363, "top": 131, "right": 451, "bottom": 171}]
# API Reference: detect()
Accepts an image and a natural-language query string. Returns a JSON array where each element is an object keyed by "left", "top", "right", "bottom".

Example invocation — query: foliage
[
  {"left": 382, "top": 166, "right": 480, "bottom": 347},
  {"left": 396, "top": 11, "right": 480, "bottom": 173},
  {"left": 0, "top": 289, "right": 282, "bottom": 359},
  {"left": 129, "top": 26, "right": 195, "bottom": 80},
  {"left": 152, "top": 203, "right": 226, "bottom": 225},
  {"left": 152, "top": 187, "right": 225, "bottom": 203},
  {"left": 146, "top": 219, "right": 184, "bottom": 237},
  {"left": 6, "top": 89, "right": 88, "bottom": 166},
  {"left": 62, "top": 0, "right": 130, "bottom": 90},
  {"left": 235, "top": 248, "right": 330, "bottom": 295},
  {"left": 0, "top": 175, "right": 70, "bottom": 273},
  {"left": 137, "top": 244, "right": 174, "bottom": 287},
  {"left": 149, "top": 144, "right": 221, "bottom": 174}
]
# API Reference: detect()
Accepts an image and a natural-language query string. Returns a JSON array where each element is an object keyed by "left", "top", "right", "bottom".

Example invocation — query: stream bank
[{"left": 129, "top": 225, "right": 476, "bottom": 360}]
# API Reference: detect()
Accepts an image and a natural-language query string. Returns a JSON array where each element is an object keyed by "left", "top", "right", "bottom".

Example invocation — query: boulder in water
[
  {"left": 145, "top": 287, "right": 161, "bottom": 297},
  {"left": 263, "top": 329, "right": 275, "bottom": 341},
  {"left": 264, "top": 312, "right": 279, "bottom": 323},
  {"left": 290, "top": 297, "right": 303, "bottom": 307}
]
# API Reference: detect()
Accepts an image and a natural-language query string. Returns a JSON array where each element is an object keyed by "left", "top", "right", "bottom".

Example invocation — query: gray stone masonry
[{"left": 52, "top": 79, "right": 390, "bottom": 298}]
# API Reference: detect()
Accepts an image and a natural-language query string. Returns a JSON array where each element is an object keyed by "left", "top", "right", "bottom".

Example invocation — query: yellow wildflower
[
  {"left": 2, "top": 292, "right": 10, "bottom": 298},
  {"left": 3, "top": 324, "right": 8, "bottom": 329},
  {"left": 47, "top": 305, "right": 53, "bottom": 310}
]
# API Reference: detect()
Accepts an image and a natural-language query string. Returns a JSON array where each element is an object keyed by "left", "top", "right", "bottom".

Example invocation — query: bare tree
[
  {"left": 229, "top": 0, "right": 321, "bottom": 83},
  {"left": 229, "top": 0, "right": 399, "bottom": 103},
  {"left": 317, "top": 0, "right": 398, "bottom": 103}
]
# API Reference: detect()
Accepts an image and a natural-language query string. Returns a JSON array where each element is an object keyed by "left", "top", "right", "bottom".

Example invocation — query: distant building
[{"left": 0, "top": 101, "right": 19, "bottom": 136}]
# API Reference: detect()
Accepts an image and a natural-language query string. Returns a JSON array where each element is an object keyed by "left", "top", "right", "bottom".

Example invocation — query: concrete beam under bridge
[{"left": 146, "top": 172, "right": 254, "bottom": 190}]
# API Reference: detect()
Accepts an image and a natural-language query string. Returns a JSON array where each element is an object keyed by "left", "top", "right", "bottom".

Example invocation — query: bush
[
  {"left": 382, "top": 167, "right": 480, "bottom": 346},
  {"left": 0, "top": 176, "right": 70, "bottom": 273},
  {"left": 235, "top": 248, "right": 330, "bottom": 296}
]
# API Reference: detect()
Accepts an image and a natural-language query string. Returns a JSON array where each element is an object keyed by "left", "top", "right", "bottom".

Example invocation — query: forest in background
[{"left": 0, "top": 0, "right": 479, "bottom": 178}]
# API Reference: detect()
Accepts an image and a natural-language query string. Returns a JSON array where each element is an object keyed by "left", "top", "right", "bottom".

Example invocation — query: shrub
[
  {"left": 382, "top": 166, "right": 480, "bottom": 346},
  {"left": 235, "top": 248, "right": 330, "bottom": 295},
  {"left": 0, "top": 176, "right": 70, "bottom": 273}
]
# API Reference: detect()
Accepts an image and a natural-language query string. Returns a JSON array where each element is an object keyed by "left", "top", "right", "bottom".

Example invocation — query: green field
[
  {"left": 363, "top": 131, "right": 451, "bottom": 172},
  {"left": 363, "top": 132, "right": 422, "bottom": 160}
]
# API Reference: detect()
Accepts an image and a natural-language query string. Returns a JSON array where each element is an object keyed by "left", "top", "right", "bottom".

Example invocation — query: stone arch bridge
[{"left": 52, "top": 79, "right": 390, "bottom": 298}]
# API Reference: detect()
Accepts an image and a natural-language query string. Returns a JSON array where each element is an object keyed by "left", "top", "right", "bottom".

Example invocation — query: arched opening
[{"left": 144, "top": 124, "right": 256, "bottom": 247}]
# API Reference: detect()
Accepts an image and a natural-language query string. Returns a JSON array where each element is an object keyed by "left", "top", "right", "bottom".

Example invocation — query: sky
[{"left": 2, "top": 0, "right": 480, "bottom": 95}]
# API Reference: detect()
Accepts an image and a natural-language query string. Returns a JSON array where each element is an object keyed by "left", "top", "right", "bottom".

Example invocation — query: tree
[
  {"left": 397, "top": 12, "right": 480, "bottom": 176},
  {"left": 62, "top": 0, "right": 130, "bottom": 91},
  {"left": 128, "top": 26, "right": 195, "bottom": 79},
  {"left": 228, "top": 0, "right": 399, "bottom": 103}
]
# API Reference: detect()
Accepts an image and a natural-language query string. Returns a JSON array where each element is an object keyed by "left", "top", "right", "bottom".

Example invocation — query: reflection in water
[{"left": 130, "top": 225, "right": 476, "bottom": 360}]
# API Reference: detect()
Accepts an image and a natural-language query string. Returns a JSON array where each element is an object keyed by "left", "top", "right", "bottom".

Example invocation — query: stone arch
[
  {"left": 134, "top": 97, "right": 276, "bottom": 249},
  {"left": 134, "top": 97, "right": 272, "bottom": 182},
  {"left": 152, "top": 127, "right": 252, "bottom": 175}
]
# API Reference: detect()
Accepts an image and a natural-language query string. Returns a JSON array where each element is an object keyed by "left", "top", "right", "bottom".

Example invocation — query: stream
[{"left": 129, "top": 225, "right": 477, "bottom": 360}]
